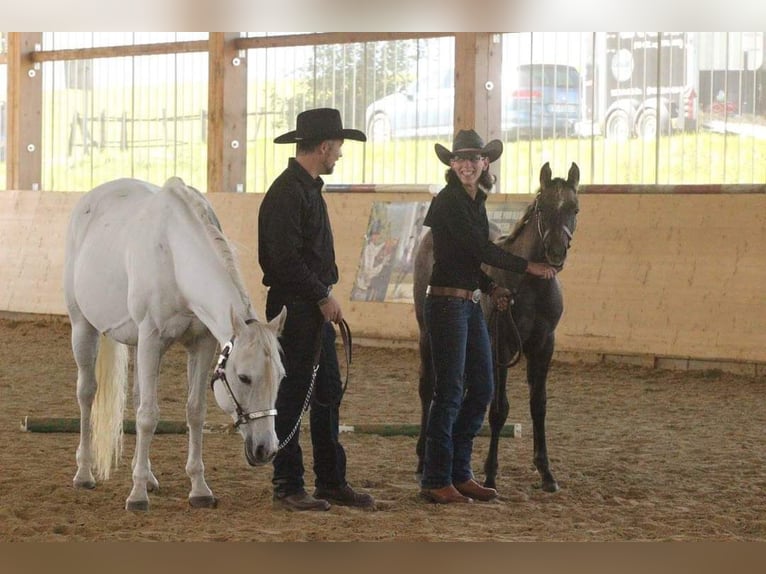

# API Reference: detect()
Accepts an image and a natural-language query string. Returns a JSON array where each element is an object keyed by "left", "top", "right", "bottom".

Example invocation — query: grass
[
  {"left": 4, "top": 77, "right": 766, "bottom": 193},
  {"left": 4, "top": 129, "right": 765, "bottom": 194}
]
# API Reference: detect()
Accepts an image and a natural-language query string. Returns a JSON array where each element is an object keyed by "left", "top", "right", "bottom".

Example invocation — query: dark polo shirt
[
  {"left": 424, "top": 181, "right": 528, "bottom": 292},
  {"left": 258, "top": 157, "right": 338, "bottom": 302}
]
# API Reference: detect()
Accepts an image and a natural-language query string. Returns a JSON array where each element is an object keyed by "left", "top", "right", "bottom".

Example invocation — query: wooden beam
[
  {"left": 27, "top": 34, "right": 453, "bottom": 63},
  {"left": 479, "top": 33, "right": 503, "bottom": 144},
  {"left": 234, "top": 32, "right": 452, "bottom": 51},
  {"left": 453, "top": 33, "right": 478, "bottom": 131},
  {"left": 20, "top": 417, "right": 232, "bottom": 434},
  {"left": 452, "top": 33, "right": 504, "bottom": 188},
  {"left": 20, "top": 417, "right": 521, "bottom": 438},
  {"left": 338, "top": 423, "right": 520, "bottom": 438},
  {"left": 453, "top": 33, "right": 502, "bottom": 139},
  {"left": 207, "top": 33, "right": 247, "bottom": 193},
  {"left": 6, "top": 33, "right": 43, "bottom": 191},
  {"left": 29, "top": 40, "right": 209, "bottom": 63}
]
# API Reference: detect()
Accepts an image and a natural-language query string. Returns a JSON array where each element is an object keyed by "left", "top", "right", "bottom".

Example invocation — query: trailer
[
  {"left": 579, "top": 31, "right": 766, "bottom": 141},
  {"left": 578, "top": 32, "right": 698, "bottom": 140}
]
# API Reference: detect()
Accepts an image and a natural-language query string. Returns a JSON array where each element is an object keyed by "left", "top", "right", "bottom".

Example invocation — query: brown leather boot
[
  {"left": 420, "top": 484, "right": 473, "bottom": 504},
  {"left": 273, "top": 489, "right": 331, "bottom": 511},
  {"left": 454, "top": 479, "right": 498, "bottom": 501},
  {"left": 313, "top": 484, "right": 375, "bottom": 509}
]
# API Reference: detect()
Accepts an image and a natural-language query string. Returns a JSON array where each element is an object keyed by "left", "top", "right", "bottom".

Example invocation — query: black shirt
[
  {"left": 258, "top": 157, "right": 338, "bottom": 302},
  {"left": 424, "top": 181, "right": 528, "bottom": 292}
]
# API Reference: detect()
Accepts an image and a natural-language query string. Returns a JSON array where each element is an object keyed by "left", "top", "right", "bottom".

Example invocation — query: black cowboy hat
[
  {"left": 434, "top": 129, "right": 503, "bottom": 165},
  {"left": 274, "top": 107, "right": 367, "bottom": 144}
]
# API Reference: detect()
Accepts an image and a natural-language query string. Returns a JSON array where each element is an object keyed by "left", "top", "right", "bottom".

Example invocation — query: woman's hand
[
  {"left": 526, "top": 262, "right": 557, "bottom": 279},
  {"left": 490, "top": 285, "right": 512, "bottom": 311}
]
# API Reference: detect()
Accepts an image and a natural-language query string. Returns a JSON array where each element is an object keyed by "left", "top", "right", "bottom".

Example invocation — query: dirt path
[{"left": 1, "top": 316, "right": 764, "bottom": 541}]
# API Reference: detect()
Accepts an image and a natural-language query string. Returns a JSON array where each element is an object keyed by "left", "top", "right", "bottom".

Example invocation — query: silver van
[{"left": 365, "top": 63, "right": 582, "bottom": 141}]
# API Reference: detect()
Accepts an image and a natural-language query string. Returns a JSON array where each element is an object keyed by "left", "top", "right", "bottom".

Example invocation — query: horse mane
[
  {"left": 502, "top": 199, "right": 537, "bottom": 244},
  {"left": 163, "top": 178, "right": 255, "bottom": 318}
]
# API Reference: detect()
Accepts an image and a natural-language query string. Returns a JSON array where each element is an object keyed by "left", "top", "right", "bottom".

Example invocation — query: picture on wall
[{"left": 351, "top": 200, "right": 529, "bottom": 304}]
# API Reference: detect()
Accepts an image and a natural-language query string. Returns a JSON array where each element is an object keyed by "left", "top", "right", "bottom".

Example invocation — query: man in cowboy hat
[
  {"left": 258, "top": 108, "right": 374, "bottom": 511},
  {"left": 419, "top": 129, "right": 557, "bottom": 505}
]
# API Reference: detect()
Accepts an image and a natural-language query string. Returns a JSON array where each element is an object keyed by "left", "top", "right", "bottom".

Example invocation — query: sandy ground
[{"left": 1, "top": 315, "right": 765, "bottom": 542}]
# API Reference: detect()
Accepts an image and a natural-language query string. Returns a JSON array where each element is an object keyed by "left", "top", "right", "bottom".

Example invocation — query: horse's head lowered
[
  {"left": 533, "top": 161, "right": 580, "bottom": 268},
  {"left": 211, "top": 306, "right": 287, "bottom": 466}
]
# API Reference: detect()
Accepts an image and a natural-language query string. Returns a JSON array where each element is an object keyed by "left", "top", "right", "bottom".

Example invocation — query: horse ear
[
  {"left": 230, "top": 306, "right": 244, "bottom": 338},
  {"left": 540, "top": 162, "right": 552, "bottom": 188},
  {"left": 268, "top": 306, "right": 288, "bottom": 336},
  {"left": 567, "top": 162, "right": 580, "bottom": 191}
]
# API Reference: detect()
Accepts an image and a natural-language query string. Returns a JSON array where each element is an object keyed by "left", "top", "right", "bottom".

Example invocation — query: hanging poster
[{"left": 351, "top": 200, "right": 530, "bottom": 304}]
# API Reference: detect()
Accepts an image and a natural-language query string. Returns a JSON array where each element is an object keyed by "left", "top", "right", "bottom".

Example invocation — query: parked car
[
  {"left": 366, "top": 69, "right": 454, "bottom": 141},
  {"left": 504, "top": 64, "right": 582, "bottom": 139},
  {"left": 365, "top": 64, "right": 582, "bottom": 141}
]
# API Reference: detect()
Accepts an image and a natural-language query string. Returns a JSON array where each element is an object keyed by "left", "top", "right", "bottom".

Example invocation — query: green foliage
[
  {"left": 285, "top": 40, "right": 419, "bottom": 134},
  {"left": 13, "top": 130, "right": 765, "bottom": 194}
]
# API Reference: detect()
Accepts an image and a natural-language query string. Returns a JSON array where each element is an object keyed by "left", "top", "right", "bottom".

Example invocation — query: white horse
[{"left": 64, "top": 177, "right": 286, "bottom": 511}]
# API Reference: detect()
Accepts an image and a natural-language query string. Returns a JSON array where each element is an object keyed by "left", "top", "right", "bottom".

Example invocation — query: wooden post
[
  {"left": 207, "top": 32, "right": 247, "bottom": 193},
  {"left": 120, "top": 112, "right": 127, "bottom": 151},
  {"left": 99, "top": 110, "right": 105, "bottom": 150},
  {"left": 6, "top": 33, "right": 43, "bottom": 190},
  {"left": 68, "top": 112, "right": 77, "bottom": 157},
  {"left": 453, "top": 33, "right": 479, "bottom": 131},
  {"left": 453, "top": 33, "right": 503, "bottom": 188}
]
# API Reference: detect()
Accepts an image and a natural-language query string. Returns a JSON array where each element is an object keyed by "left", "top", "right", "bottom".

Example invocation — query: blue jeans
[
  {"left": 421, "top": 295, "right": 494, "bottom": 489},
  {"left": 266, "top": 295, "right": 347, "bottom": 496}
]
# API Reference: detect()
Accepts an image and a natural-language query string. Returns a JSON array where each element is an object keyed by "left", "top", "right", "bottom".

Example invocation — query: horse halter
[
  {"left": 210, "top": 338, "right": 277, "bottom": 428},
  {"left": 534, "top": 198, "right": 574, "bottom": 267}
]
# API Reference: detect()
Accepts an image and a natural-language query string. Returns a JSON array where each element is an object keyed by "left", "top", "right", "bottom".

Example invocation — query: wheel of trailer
[
  {"left": 605, "top": 110, "right": 631, "bottom": 141},
  {"left": 636, "top": 109, "right": 658, "bottom": 140},
  {"left": 368, "top": 112, "right": 392, "bottom": 142}
]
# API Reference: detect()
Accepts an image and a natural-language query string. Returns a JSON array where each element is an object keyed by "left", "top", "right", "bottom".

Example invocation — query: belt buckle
[{"left": 471, "top": 289, "right": 482, "bottom": 304}]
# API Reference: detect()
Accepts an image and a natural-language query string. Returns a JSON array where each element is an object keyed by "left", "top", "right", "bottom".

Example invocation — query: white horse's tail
[{"left": 91, "top": 334, "right": 129, "bottom": 481}]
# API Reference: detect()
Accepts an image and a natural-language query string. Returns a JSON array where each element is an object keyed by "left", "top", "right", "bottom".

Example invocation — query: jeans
[
  {"left": 266, "top": 294, "right": 347, "bottom": 496},
  {"left": 421, "top": 295, "right": 494, "bottom": 489}
]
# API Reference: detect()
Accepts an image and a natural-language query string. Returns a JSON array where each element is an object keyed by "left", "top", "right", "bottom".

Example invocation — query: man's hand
[{"left": 318, "top": 294, "right": 344, "bottom": 323}]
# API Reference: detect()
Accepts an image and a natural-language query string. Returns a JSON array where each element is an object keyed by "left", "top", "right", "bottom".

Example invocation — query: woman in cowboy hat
[
  {"left": 258, "top": 108, "right": 374, "bottom": 511},
  {"left": 420, "top": 129, "right": 557, "bottom": 504}
]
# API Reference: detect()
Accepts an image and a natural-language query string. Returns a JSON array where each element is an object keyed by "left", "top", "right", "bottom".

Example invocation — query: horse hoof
[
  {"left": 73, "top": 479, "right": 96, "bottom": 490},
  {"left": 542, "top": 481, "right": 560, "bottom": 493},
  {"left": 126, "top": 499, "right": 150, "bottom": 511},
  {"left": 189, "top": 496, "right": 218, "bottom": 509}
]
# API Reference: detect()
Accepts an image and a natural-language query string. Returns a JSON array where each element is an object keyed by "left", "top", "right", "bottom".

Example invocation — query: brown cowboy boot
[{"left": 420, "top": 484, "right": 473, "bottom": 504}]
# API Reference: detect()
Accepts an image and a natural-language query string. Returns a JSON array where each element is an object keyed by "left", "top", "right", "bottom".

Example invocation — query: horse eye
[{"left": 238, "top": 374, "right": 252, "bottom": 385}]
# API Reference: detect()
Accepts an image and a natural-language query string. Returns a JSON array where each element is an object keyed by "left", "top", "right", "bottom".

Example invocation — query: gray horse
[{"left": 64, "top": 177, "right": 286, "bottom": 510}]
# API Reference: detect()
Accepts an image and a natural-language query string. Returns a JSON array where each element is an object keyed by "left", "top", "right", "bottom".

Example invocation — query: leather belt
[{"left": 426, "top": 285, "right": 481, "bottom": 302}]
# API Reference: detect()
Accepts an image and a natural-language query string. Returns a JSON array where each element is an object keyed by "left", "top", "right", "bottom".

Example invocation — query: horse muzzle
[{"left": 244, "top": 435, "right": 277, "bottom": 466}]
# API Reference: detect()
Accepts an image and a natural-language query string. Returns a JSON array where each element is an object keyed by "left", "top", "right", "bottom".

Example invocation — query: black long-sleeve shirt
[
  {"left": 424, "top": 181, "right": 528, "bottom": 292},
  {"left": 258, "top": 158, "right": 338, "bottom": 302}
]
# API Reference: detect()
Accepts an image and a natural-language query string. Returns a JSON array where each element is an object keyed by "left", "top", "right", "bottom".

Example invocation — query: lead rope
[
  {"left": 490, "top": 298, "right": 523, "bottom": 370},
  {"left": 489, "top": 300, "right": 522, "bottom": 416},
  {"left": 277, "top": 319, "right": 352, "bottom": 450}
]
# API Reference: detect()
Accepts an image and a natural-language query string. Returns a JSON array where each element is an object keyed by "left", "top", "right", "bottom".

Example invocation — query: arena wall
[{"left": 1, "top": 188, "right": 764, "bottom": 372}]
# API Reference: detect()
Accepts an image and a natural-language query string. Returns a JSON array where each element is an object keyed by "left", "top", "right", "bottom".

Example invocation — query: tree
[{"left": 283, "top": 39, "right": 421, "bottom": 132}]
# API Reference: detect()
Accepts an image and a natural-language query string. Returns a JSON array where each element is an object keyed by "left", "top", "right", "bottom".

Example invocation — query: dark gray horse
[{"left": 413, "top": 162, "right": 580, "bottom": 492}]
